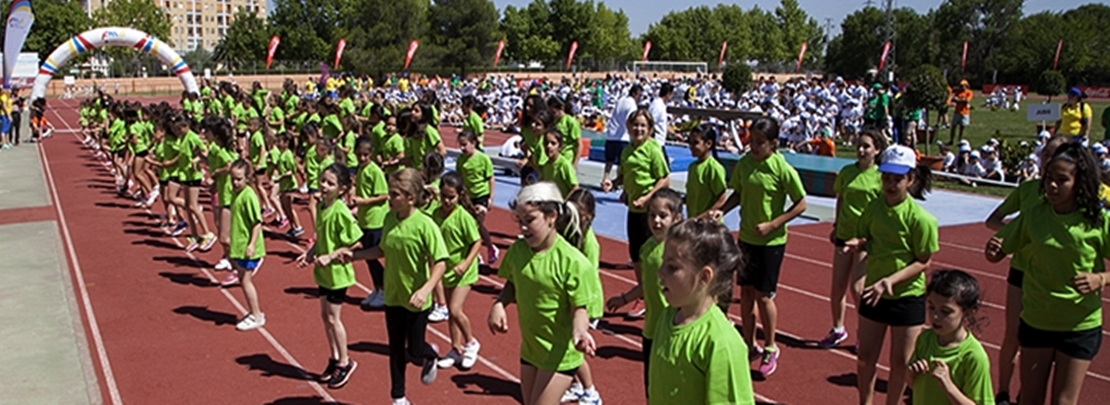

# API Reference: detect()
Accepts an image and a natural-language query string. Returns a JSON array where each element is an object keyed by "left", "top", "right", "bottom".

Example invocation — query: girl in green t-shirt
[
  {"left": 351, "top": 136, "right": 388, "bottom": 307},
  {"left": 296, "top": 163, "right": 363, "bottom": 389},
  {"left": 650, "top": 218, "right": 754, "bottom": 405},
  {"left": 377, "top": 115, "right": 404, "bottom": 173},
  {"left": 606, "top": 188, "right": 684, "bottom": 396},
  {"left": 226, "top": 159, "right": 267, "bottom": 331},
  {"left": 822, "top": 129, "right": 886, "bottom": 349},
  {"left": 683, "top": 124, "right": 727, "bottom": 220},
  {"left": 843, "top": 145, "right": 936, "bottom": 405},
  {"left": 433, "top": 172, "right": 483, "bottom": 371},
  {"left": 457, "top": 130, "right": 499, "bottom": 265},
  {"left": 273, "top": 133, "right": 303, "bottom": 238},
  {"left": 908, "top": 270, "right": 993, "bottom": 405},
  {"left": 488, "top": 182, "right": 596, "bottom": 405},
  {"left": 304, "top": 136, "right": 335, "bottom": 238},
  {"left": 200, "top": 117, "right": 238, "bottom": 273},
  {"left": 419, "top": 151, "right": 451, "bottom": 322},
  {"left": 539, "top": 128, "right": 579, "bottom": 198},
  {"left": 560, "top": 188, "right": 604, "bottom": 405}
]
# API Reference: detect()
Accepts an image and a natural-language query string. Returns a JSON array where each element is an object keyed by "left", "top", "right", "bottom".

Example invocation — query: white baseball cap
[{"left": 879, "top": 145, "right": 916, "bottom": 175}]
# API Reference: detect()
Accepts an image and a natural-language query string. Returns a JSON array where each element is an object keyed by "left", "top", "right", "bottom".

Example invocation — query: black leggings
[
  {"left": 360, "top": 228, "right": 384, "bottom": 288},
  {"left": 642, "top": 337, "right": 653, "bottom": 398},
  {"left": 627, "top": 211, "right": 649, "bottom": 262},
  {"left": 385, "top": 305, "right": 437, "bottom": 399}
]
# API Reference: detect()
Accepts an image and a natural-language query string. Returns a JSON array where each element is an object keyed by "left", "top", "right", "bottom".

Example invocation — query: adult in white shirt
[
  {"left": 603, "top": 84, "right": 642, "bottom": 183},
  {"left": 649, "top": 82, "right": 674, "bottom": 146}
]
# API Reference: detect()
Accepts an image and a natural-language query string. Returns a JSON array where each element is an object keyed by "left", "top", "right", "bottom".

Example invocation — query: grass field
[{"left": 834, "top": 100, "right": 1110, "bottom": 197}]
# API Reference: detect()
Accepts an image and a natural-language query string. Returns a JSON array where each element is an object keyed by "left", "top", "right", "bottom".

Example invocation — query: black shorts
[
  {"left": 177, "top": 178, "right": 202, "bottom": 187},
  {"left": 470, "top": 195, "right": 490, "bottom": 209},
  {"left": 1007, "top": 267, "right": 1024, "bottom": 288},
  {"left": 112, "top": 149, "right": 127, "bottom": 158},
  {"left": 1018, "top": 320, "right": 1102, "bottom": 361},
  {"left": 135, "top": 150, "right": 149, "bottom": 158},
  {"left": 627, "top": 211, "right": 649, "bottom": 263},
  {"left": 737, "top": 242, "right": 786, "bottom": 294},
  {"left": 254, "top": 168, "right": 267, "bottom": 176},
  {"left": 604, "top": 140, "right": 628, "bottom": 164},
  {"left": 360, "top": 228, "right": 383, "bottom": 249},
  {"left": 859, "top": 295, "right": 926, "bottom": 327},
  {"left": 833, "top": 237, "right": 848, "bottom": 247},
  {"left": 158, "top": 179, "right": 169, "bottom": 188},
  {"left": 318, "top": 286, "right": 348, "bottom": 305},
  {"left": 519, "top": 358, "right": 578, "bottom": 376}
]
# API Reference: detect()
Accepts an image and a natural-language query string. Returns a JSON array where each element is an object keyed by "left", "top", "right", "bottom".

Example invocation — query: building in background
[{"left": 79, "top": 0, "right": 266, "bottom": 53}]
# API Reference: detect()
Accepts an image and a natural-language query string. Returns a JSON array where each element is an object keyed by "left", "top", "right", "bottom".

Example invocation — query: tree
[
  {"left": 825, "top": 7, "right": 884, "bottom": 79},
  {"left": 212, "top": 10, "right": 269, "bottom": 71},
  {"left": 640, "top": 5, "right": 754, "bottom": 66},
  {"left": 92, "top": 0, "right": 172, "bottom": 76},
  {"left": 498, "top": 0, "right": 633, "bottom": 69},
  {"left": 428, "top": 0, "right": 500, "bottom": 72},
  {"left": 720, "top": 63, "right": 752, "bottom": 95},
  {"left": 774, "top": 0, "right": 824, "bottom": 69},
  {"left": 1033, "top": 69, "right": 1065, "bottom": 101},
  {"left": 903, "top": 65, "right": 948, "bottom": 111},
  {"left": 3, "top": 0, "right": 94, "bottom": 62},
  {"left": 269, "top": 0, "right": 349, "bottom": 63},
  {"left": 932, "top": 0, "right": 1024, "bottom": 85},
  {"left": 339, "top": 0, "right": 428, "bottom": 73}
]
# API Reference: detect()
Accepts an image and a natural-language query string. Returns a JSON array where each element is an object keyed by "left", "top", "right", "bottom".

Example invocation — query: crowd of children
[{"left": 65, "top": 72, "right": 1108, "bottom": 405}]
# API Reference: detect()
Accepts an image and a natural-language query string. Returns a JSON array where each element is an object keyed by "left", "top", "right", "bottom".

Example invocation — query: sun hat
[
  {"left": 970, "top": 151, "right": 981, "bottom": 159},
  {"left": 959, "top": 145, "right": 972, "bottom": 153},
  {"left": 1068, "top": 87, "right": 1083, "bottom": 98},
  {"left": 878, "top": 145, "right": 916, "bottom": 175}
]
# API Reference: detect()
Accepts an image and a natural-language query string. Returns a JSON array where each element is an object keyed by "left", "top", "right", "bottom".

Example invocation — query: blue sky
[{"left": 492, "top": 0, "right": 1091, "bottom": 36}]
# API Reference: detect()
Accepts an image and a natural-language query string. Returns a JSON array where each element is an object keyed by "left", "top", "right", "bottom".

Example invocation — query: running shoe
[
  {"left": 286, "top": 227, "right": 305, "bottom": 239},
  {"left": 262, "top": 207, "right": 274, "bottom": 218},
  {"left": 328, "top": 360, "right": 357, "bottom": 389},
  {"left": 420, "top": 356, "right": 437, "bottom": 385},
  {"left": 391, "top": 398, "right": 412, "bottom": 405},
  {"left": 460, "top": 339, "right": 480, "bottom": 370},
  {"left": 144, "top": 189, "right": 159, "bottom": 207},
  {"left": 819, "top": 328, "right": 849, "bottom": 349},
  {"left": 579, "top": 387, "right": 603, "bottom": 405},
  {"left": 185, "top": 237, "right": 200, "bottom": 253},
  {"left": 436, "top": 349, "right": 461, "bottom": 369},
  {"left": 428, "top": 304, "right": 449, "bottom": 323},
  {"left": 319, "top": 358, "right": 339, "bottom": 384},
  {"left": 561, "top": 381, "right": 585, "bottom": 403},
  {"left": 758, "top": 346, "right": 780, "bottom": 377},
  {"left": 278, "top": 217, "right": 289, "bottom": 228},
  {"left": 628, "top": 299, "right": 646, "bottom": 319},
  {"left": 220, "top": 272, "right": 239, "bottom": 287},
  {"left": 214, "top": 258, "right": 232, "bottom": 271},
  {"left": 199, "top": 233, "right": 217, "bottom": 251},
  {"left": 235, "top": 313, "right": 266, "bottom": 331},
  {"left": 360, "top": 290, "right": 385, "bottom": 308},
  {"left": 170, "top": 222, "right": 188, "bottom": 236},
  {"left": 486, "top": 245, "right": 500, "bottom": 264}
]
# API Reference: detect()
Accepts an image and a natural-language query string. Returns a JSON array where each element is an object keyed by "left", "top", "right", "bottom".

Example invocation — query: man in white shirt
[
  {"left": 603, "top": 84, "right": 641, "bottom": 184},
  {"left": 649, "top": 82, "right": 673, "bottom": 146}
]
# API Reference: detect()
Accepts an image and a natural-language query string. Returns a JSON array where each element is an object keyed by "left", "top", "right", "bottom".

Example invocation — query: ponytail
[{"left": 908, "top": 164, "right": 933, "bottom": 200}]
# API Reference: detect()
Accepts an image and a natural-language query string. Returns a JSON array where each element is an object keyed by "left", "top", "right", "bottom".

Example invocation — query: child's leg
[
  {"left": 520, "top": 363, "right": 538, "bottom": 405},
  {"left": 1018, "top": 347, "right": 1054, "bottom": 405},
  {"left": 446, "top": 286, "right": 473, "bottom": 352},
  {"left": 998, "top": 282, "right": 1022, "bottom": 397},
  {"left": 576, "top": 360, "right": 596, "bottom": 391},
  {"left": 307, "top": 194, "right": 318, "bottom": 231},
  {"left": 406, "top": 307, "right": 438, "bottom": 362},
  {"left": 186, "top": 186, "right": 212, "bottom": 236},
  {"left": 218, "top": 207, "right": 231, "bottom": 257},
  {"left": 322, "top": 298, "right": 349, "bottom": 365},
  {"left": 384, "top": 306, "right": 411, "bottom": 399},
  {"left": 856, "top": 317, "right": 887, "bottom": 405},
  {"left": 268, "top": 183, "right": 285, "bottom": 220},
  {"left": 756, "top": 292, "right": 778, "bottom": 349},
  {"left": 740, "top": 286, "right": 757, "bottom": 349},
  {"left": 319, "top": 296, "right": 339, "bottom": 361},
  {"left": 525, "top": 366, "right": 574, "bottom": 405},
  {"left": 1051, "top": 352, "right": 1092, "bottom": 405},
  {"left": 885, "top": 325, "right": 922, "bottom": 405},
  {"left": 166, "top": 182, "right": 186, "bottom": 218},
  {"left": 829, "top": 248, "right": 854, "bottom": 330},
  {"left": 236, "top": 265, "right": 262, "bottom": 318},
  {"left": 253, "top": 173, "right": 270, "bottom": 211},
  {"left": 133, "top": 157, "right": 151, "bottom": 195}
]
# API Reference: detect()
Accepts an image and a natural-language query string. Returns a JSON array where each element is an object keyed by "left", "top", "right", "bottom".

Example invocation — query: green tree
[
  {"left": 92, "top": 0, "right": 172, "bottom": 76},
  {"left": 428, "top": 0, "right": 500, "bottom": 72},
  {"left": 500, "top": 2, "right": 559, "bottom": 63},
  {"left": 747, "top": 7, "right": 786, "bottom": 66},
  {"left": 1034, "top": 69, "right": 1065, "bottom": 101},
  {"left": 498, "top": 0, "right": 633, "bottom": 69},
  {"left": 932, "top": 0, "right": 1024, "bottom": 85},
  {"left": 2, "top": 0, "right": 94, "bottom": 62},
  {"left": 903, "top": 64, "right": 949, "bottom": 111},
  {"left": 269, "top": 0, "right": 349, "bottom": 63},
  {"left": 774, "top": 0, "right": 823, "bottom": 69},
  {"left": 212, "top": 10, "right": 269, "bottom": 71},
  {"left": 825, "top": 7, "right": 884, "bottom": 79},
  {"left": 640, "top": 5, "right": 753, "bottom": 67},
  {"left": 339, "top": 0, "right": 428, "bottom": 73},
  {"left": 720, "top": 62, "right": 752, "bottom": 95}
]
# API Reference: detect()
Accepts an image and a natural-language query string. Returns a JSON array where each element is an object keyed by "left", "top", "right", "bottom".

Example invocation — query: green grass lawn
[{"left": 834, "top": 100, "right": 1110, "bottom": 197}]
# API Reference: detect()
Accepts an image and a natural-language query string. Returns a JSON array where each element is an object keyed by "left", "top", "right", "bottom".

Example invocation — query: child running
[
  {"left": 296, "top": 163, "right": 363, "bottom": 389},
  {"left": 649, "top": 218, "right": 754, "bottom": 405},
  {"left": 455, "top": 129, "right": 499, "bottom": 264},
  {"left": 488, "top": 182, "right": 596, "bottom": 405},
  {"left": 433, "top": 172, "right": 483, "bottom": 371},
  {"left": 330, "top": 168, "right": 448, "bottom": 404},
  {"left": 606, "top": 188, "right": 684, "bottom": 395},
  {"left": 712, "top": 117, "right": 807, "bottom": 377},
  {"left": 351, "top": 136, "right": 389, "bottom": 308},
  {"left": 986, "top": 142, "right": 1108, "bottom": 405},
  {"left": 908, "top": 270, "right": 993, "bottom": 405},
  {"left": 842, "top": 144, "right": 936, "bottom": 405},
  {"left": 683, "top": 124, "right": 726, "bottom": 219},
  {"left": 226, "top": 159, "right": 267, "bottom": 331},
  {"left": 822, "top": 128, "right": 886, "bottom": 348},
  {"left": 560, "top": 188, "right": 603, "bottom": 405}
]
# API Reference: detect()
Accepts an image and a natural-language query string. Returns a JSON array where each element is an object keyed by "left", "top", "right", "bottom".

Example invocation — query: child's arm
[
  {"left": 412, "top": 259, "right": 447, "bottom": 309},
  {"left": 245, "top": 222, "right": 262, "bottom": 258},
  {"left": 455, "top": 239, "right": 482, "bottom": 275},
  {"left": 631, "top": 176, "right": 671, "bottom": 210},
  {"left": 295, "top": 243, "right": 317, "bottom": 267},
  {"left": 489, "top": 281, "right": 516, "bottom": 334},
  {"left": 350, "top": 193, "right": 387, "bottom": 207},
  {"left": 758, "top": 197, "right": 807, "bottom": 237},
  {"left": 571, "top": 306, "right": 596, "bottom": 356},
  {"left": 862, "top": 252, "right": 931, "bottom": 306},
  {"left": 713, "top": 191, "right": 741, "bottom": 220},
  {"left": 606, "top": 264, "right": 644, "bottom": 312},
  {"left": 924, "top": 360, "right": 979, "bottom": 405}
]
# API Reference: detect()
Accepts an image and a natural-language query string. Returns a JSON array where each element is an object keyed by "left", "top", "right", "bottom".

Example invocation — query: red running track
[{"left": 42, "top": 97, "right": 1109, "bottom": 404}]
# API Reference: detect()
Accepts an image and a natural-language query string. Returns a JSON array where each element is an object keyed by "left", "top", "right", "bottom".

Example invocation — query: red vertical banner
[
  {"left": 1053, "top": 39, "right": 1064, "bottom": 70},
  {"left": 795, "top": 42, "right": 807, "bottom": 72},
  {"left": 265, "top": 35, "right": 280, "bottom": 70},
  {"left": 642, "top": 41, "right": 652, "bottom": 62},
  {"left": 960, "top": 41, "right": 969, "bottom": 72},
  {"left": 403, "top": 40, "right": 419, "bottom": 70},
  {"left": 493, "top": 39, "right": 505, "bottom": 67},
  {"left": 718, "top": 41, "right": 728, "bottom": 67},
  {"left": 878, "top": 41, "right": 891, "bottom": 71},
  {"left": 565, "top": 41, "right": 578, "bottom": 70},
  {"left": 333, "top": 38, "right": 346, "bottom": 70}
]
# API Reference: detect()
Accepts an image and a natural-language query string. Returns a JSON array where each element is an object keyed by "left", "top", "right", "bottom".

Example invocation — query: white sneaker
[
  {"left": 561, "top": 381, "right": 585, "bottom": 403},
  {"left": 145, "top": 189, "right": 159, "bottom": 206},
  {"left": 235, "top": 313, "right": 265, "bottom": 331},
  {"left": 214, "top": 258, "right": 232, "bottom": 271},
  {"left": 579, "top": 387, "right": 602, "bottom": 405},
  {"left": 437, "top": 349, "right": 461, "bottom": 369},
  {"left": 428, "top": 304, "right": 449, "bottom": 323},
  {"left": 391, "top": 398, "right": 412, "bottom": 405},
  {"left": 461, "top": 339, "right": 480, "bottom": 369}
]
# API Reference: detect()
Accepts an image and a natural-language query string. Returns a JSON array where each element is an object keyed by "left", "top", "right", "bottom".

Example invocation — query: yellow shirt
[
  {"left": 305, "top": 81, "right": 316, "bottom": 94},
  {"left": 1059, "top": 102, "right": 1092, "bottom": 136},
  {"left": 0, "top": 94, "right": 12, "bottom": 116},
  {"left": 1100, "top": 184, "right": 1110, "bottom": 209},
  {"left": 399, "top": 78, "right": 410, "bottom": 94},
  {"left": 326, "top": 77, "right": 339, "bottom": 92}
]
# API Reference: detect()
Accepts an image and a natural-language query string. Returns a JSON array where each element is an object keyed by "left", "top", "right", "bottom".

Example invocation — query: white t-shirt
[
  {"left": 606, "top": 95, "right": 637, "bottom": 142},
  {"left": 649, "top": 96, "right": 668, "bottom": 146},
  {"left": 499, "top": 135, "right": 524, "bottom": 158}
]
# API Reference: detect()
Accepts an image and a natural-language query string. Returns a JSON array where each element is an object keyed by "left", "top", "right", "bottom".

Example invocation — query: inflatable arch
[{"left": 31, "top": 27, "right": 198, "bottom": 100}]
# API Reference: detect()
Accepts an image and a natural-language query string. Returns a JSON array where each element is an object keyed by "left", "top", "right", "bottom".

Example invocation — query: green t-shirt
[
  {"left": 248, "top": 130, "right": 267, "bottom": 170},
  {"left": 232, "top": 103, "right": 248, "bottom": 131},
  {"left": 640, "top": 237, "right": 669, "bottom": 339},
  {"left": 108, "top": 119, "right": 127, "bottom": 151},
  {"left": 268, "top": 106, "right": 285, "bottom": 133},
  {"left": 343, "top": 131, "right": 359, "bottom": 167},
  {"left": 305, "top": 147, "right": 334, "bottom": 190},
  {"left": 457, "top": 151, "right": 494, "bottom": 199},
  {"left": 992, "top": 180, "right": 1041, "bottom": 272},
  {"left": 355, "top": 161, "right": 389, "bottom": 229},
  {"left": 434, "top": 206, "right": 481, "bottom": 288},
  {"left": 229, "top": 186, "right": 265, "bottom": 260},
  {"left": 422, "top": 178, "right": 442, "bottom": 217},
  {"left": 276, "top": 149, "right": 299, "bottom": 192},
  {"left": 338, "top": 97, "right": 356, "bottom": 117},
  {"left": 405, "top": 125, "right": 442, "bottom": 171},
  {"left": 463, "top": 111, "right": 485, "bottom": 146},
  {"left": 728, "top": 152, "right": 806, "bottom": 246},
  {"left": 909, "top": 329, "right": 994, "bottom": 405},
  {"left": 381, "top": 211, "right": 449, "bottom": 311},
  {"left": 497, "top": 237, "right": 591, "bottom": 371},
  {"left": 685, "top": 156, "right": 726, "bottom": 219},
  {"left": 284, "top": 94, "right": 299, "bottom": 113},
  {"left": 555, "top": 114, "right": 582, "bottom": 163},
  {"left": 129, "top": 121, "right": 151, "bottom": 153},
  {"left": 648, "top": 305, "right": 755, "bottom": 405},
  {"left": 856, "top": 197, "right": 938, "bottom": 298},
  {"left": 267, "top": 146, "right": 281, "bottom": 176},
  {"left": 151, "top": 140, "right": 171, "bottom": 181},
  {"left": 313, "top": 199, "right": 364, "bottom": 290},
  {"left": 834, "top": 163, "right": 882, "bottom": 241},
  {"left": 369, "top": 121, "right": 387, "bottom": 151},
  {"left": 618, "top": 140, "right": 670, "bottom": 213},
  {"left": 321, "top": 114, "right": 343, "bottom": 139},
  {"left": 579, "top": 229, "right": 604, "bottom": 319},
  {"left": 522, "top": 126, "right": 547, "bottom": 167},
  {"left": 174, "top": 131, "right": 207, "bottom": 182},
  {"left": 998, "top": 202, "right": 1110, "bottom": 331},
  {"left": 865, "top": 93, "right": 890, "bottom": 121},
  {"left": 540, "top": 155, "right": 578, "bottom": 198},
  {"left": 378, "top": 132, "right": 404, "bottom": 170},
  {"left": 206, "top": 142, "right": 236, "bottom": 206}
]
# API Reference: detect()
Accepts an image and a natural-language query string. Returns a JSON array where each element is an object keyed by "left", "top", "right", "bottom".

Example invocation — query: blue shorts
[
  {"left": 1, "top": 116, "right": 10, "bottom": 134},
  {"left": 234, "top": 258, "right": 262, "bottom": 270}
]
